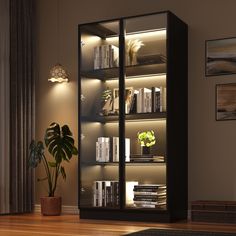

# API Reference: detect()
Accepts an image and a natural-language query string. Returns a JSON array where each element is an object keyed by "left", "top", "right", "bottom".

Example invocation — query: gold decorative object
[{"left": 126, "top": 39, "right": 144, "bottom": 65}]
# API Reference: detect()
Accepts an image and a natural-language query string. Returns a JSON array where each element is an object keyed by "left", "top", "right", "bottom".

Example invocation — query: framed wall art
[
  {"left": 206, "top": 37, "right": 236, "bottom": 76},
  {"left": 216, "top": 83, "right": 236, "bottom": 121}
]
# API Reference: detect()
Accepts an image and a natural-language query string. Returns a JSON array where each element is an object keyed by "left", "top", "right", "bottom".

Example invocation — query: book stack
[
  {"left": 96, "top": 137, "right": 130, "bottom": 162},
  {"left": 133, "top": 184, "right": 167, "bottom": 208},
  {"left": 94, "top": 44, "right": 119, "bottom": 69},
  {"left": 130, "top": 154, "right": 165, "bottom": 163},
  {"left": 93, "top": 181, "right": 119, "bottom": 207},
  {"left": 130, "top": 86, "right": 166, "bottom": 114}
]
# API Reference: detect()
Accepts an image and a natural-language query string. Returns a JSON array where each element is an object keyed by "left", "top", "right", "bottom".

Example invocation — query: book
[
  {"left": 112, "top": 137, "right": 119, "bottom": 162},
  {"left": 133, "top": 195, "right": 166, "bottom": 201},
  {"left": 129, "top": 93, "right": 137, "bottom": 114},
  {"left": 130, "top": 155, "right": 165, "bottom": 162},
  {"left": 134, "top": 184, "right": 166, "bottom": 190},
  {"left": 93, "top": 44, "right": 119, "bottom": 70},
  {"left": 125, "top": 138, "right": 130, "bottom": 162},
  {"left": 133, "top": 191, "right": 166, "bottom": 196},
  {"left": 143, "top": 88, "right": 152, "bottom": 113}
]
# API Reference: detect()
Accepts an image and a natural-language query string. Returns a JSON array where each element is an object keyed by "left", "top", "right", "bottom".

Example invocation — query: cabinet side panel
[{"left": 167, "top": 13, "right": 188, "bottom": 220}]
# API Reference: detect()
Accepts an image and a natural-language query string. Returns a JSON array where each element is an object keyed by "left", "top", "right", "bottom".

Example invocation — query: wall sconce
[{"left": 48, "top": 63, "right": 69, "bottom": 83}]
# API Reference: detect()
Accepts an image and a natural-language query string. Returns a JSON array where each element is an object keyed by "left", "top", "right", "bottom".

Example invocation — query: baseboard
[{"left": 34, "top": 204, "right": 79, "bottom": 215}]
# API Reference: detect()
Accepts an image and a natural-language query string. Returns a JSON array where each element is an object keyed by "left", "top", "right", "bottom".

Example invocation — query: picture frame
[
  {"left": 206, "top": 37, "right": 236, "bottom": 76},
  {"left": 216, "top": 83, "right": 236, "bottom": 121},
  {"left": 113, "top": 87, "right": 134, "bottom": 114}
]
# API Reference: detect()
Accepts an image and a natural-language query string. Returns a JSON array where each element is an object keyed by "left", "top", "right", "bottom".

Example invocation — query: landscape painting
[
  {"left": 206, "top": 37, "right": 236, "bottom": 76},
  {"left": 216, "top": 83, "right": 236, "bottom": 120}
]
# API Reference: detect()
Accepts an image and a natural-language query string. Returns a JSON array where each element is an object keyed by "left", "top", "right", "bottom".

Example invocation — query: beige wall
[{"left": 36, "top": 0, "right": 236, "bottom": 207}]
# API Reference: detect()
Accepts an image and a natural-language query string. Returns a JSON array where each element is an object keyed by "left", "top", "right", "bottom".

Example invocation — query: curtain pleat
[
  {"left": 0, "top": 0, "right": 10, "bottom": 214},
  {"left": 10, "top": 0, "right": 35, "bottom": 213}
]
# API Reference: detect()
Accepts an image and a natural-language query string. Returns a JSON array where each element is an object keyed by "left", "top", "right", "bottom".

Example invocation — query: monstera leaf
[
  {"left": 29, "top": 140, "right": 44, "bottom": 168},
  {"left": 44, "top": 123, "right": 78, "bottom": 164}
]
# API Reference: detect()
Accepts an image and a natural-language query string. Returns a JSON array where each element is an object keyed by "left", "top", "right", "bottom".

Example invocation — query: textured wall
[{"left": 36, "top": 0, "right": 236, "bottom": 207}]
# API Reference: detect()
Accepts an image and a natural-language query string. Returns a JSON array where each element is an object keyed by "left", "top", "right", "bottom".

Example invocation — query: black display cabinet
[{"left": 78, "top": 11, "right": 188, "bottom": 222}]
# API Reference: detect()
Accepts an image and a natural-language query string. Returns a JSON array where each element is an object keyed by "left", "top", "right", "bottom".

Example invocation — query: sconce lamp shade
[{"left": 48, "top": 63, "right": 69, "bottom": 83}]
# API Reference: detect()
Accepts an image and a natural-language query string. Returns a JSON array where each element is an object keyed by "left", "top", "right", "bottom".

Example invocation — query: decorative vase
[
  {"left": 141, "top": 146, "right": 150, "bottom": 155},
  {"left": 40, "top": 196, "right": 62, "bottom": 216},
  {"left": 129, "top": 52, "right": 137, "bottom": 66}
]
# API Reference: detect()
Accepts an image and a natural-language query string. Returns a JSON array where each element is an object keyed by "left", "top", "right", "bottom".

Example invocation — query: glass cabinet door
[
  {"left": 123, "top": 14, "right": 167, "bottom": 210},
  {"left": 79, "top": 20, "right": 120, "bottom": 208}
]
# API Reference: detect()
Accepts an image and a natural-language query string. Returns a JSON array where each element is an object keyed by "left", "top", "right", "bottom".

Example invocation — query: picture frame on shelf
[
  {"left": 113, "top": 87, "right": 134, "bottom": 114},
  {"left": 206, "top": 37, "right": 236, "bottom": 76},
  {"left": 216, "top": 83, "right": 236, "bottom": 121}
]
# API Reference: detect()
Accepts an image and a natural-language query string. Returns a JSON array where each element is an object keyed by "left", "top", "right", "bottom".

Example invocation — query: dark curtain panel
[{"left": 10, "top": 0, "right": 35, "bottom": 213}]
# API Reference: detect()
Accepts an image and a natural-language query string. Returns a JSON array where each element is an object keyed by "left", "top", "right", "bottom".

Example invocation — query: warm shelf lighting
[
  {"left": 48, "top": 64, "right": 69, "bottom": 83},
  {"left": 106, "top": 28, "right": 166, "bottom": 41}
]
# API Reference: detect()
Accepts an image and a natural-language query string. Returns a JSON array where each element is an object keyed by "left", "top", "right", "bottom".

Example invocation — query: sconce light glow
[{"left": 48, "top": 63, "right": 69, "bottom": 83}]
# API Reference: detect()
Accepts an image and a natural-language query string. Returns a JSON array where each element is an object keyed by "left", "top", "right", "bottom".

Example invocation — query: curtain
[
  {"left": 0, "top": 0, "right": 10, "bottom": 214},
  {"left": 10, "top": 0, "right": 35, "bottom": 213}
]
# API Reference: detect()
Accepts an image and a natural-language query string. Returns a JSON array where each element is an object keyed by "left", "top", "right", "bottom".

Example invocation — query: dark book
[
  {"left": 106, "top": 186, "right": 112, "bottom": 207},
  {"left": 137, "top": 54, "right": 167, "bottom": 65},
  {"left": 151, "top": 87, "right": 161, "bottom": 112},
  {"left": 133, "top": 195, "right": 166, "bottom": 201},
  {"left": 134, "top": 184, "right": 166, "bottom": 189},
  {"left": 130, "top": 93, "right": 137, "bottom": 114}
]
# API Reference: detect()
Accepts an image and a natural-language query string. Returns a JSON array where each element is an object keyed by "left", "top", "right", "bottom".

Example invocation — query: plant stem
[
  {"left": 42, "top": 154, "right": 53, "bottom": 196},
  {"left": 52, "top": 164, "right": 60, "bottom": 196}
]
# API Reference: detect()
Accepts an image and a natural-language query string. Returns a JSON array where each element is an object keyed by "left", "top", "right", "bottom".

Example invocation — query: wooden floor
[{"left": 0, "top": 214, "right": 235, "bottom": 236}]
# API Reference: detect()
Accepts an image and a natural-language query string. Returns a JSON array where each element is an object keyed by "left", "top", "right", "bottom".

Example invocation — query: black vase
[{"left": 141, "top": 146, "right": 150, "bottom": 155}]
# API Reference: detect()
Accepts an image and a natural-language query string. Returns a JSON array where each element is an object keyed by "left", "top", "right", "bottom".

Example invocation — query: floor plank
[{"left": 0, "top": 214, "right": 235, "bottom": 235}]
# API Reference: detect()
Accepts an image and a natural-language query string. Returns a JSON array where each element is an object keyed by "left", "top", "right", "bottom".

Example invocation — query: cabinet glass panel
[
  {"left": 124, "top": 14, "right": 167, "bottom": 210},
  {"left": 80, "top": 21, "right": 120, "bottom": 208}
]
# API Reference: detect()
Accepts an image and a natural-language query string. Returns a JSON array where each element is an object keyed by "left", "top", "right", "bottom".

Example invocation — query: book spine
[
  {"left": 125, "top": 138, "right": 130, "bottom": 162},
  {"left": 96, "top": 142, "right": 99, "bottom": 162}
]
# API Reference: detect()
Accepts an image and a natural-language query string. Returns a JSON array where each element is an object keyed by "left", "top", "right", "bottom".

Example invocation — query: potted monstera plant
[{"left": 29, "top": 122, "right": 78, "bottom": 216}]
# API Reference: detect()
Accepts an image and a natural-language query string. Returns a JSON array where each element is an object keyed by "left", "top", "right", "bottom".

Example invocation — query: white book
[
  {"left": 94, "top": 46, "right": 100, "bottom": 69},
  {"left": 112, "top": 137, "right": 117, "bottom": 162},
  {"left": 163, "top": 87, "right": 166, "bottom": 112},
  {"left": 137, "top": 88, "right": 142, "bottom": 113},
  {"left": 126, "top": 181, "right": 138, "bottom": 206},
  {"left": 98, "top": 137, "right": 109, "bottom": 162},
  {"left": 160, "top": 86, "right": 167, "bottom": 112},
  {"left": 96, "top": 181, "right": 103, "bottom": 207},
  {"left": 93, "top": 182, "right": 98, "bottom": 207},
  {"left": 125, "top": 138, "right": 130, "bottom": 162},
  {"left": 96, "top": 142, "right": 99, "bottom": 162},
  {"left": 104, "top": 138, "right": 110, "bottom": 162}
]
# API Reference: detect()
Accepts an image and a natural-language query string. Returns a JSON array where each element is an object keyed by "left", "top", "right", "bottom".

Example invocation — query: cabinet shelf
[
  {"left": 82, "top": 161, "right": 166, "bottom": 166},
  {"left": 81, "top": 63, "right": 166, "bottom": 80},
  {"left": 81, "top": 112, "right": 166, "bottom": 123}
]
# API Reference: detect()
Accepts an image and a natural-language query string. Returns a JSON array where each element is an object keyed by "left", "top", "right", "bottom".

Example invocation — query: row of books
[
  {"left": 133, "top": 184, "right": 166, "bottom": 208},
  {"left": 96, "top": 137, "right": 130, "bottom": 162},
  {"left": 93, "top": 181, "right": 119, "bottom": 207},
  {"left": 102, "top": 86, "right": 166, "bottom": 116},
  {"left": 130, "top": 154, "right": 165, "bottom": 163},
  {"left": 133, "top": 87, "right": 166, "bottom": 114},
  {"left": 93, "top": 181, "right": 138, "bottom": 207},
  {"left": 94, "top": 44, "right": 119, "bottom": 69}
]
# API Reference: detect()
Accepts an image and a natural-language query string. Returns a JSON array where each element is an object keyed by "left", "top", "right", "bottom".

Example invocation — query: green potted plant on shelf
[
  {"left": 28, "top": 122, "right": 78, "bottom": 216},
  {"left": 137, "top": 130, "right": 156, "bottom": 155}
]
